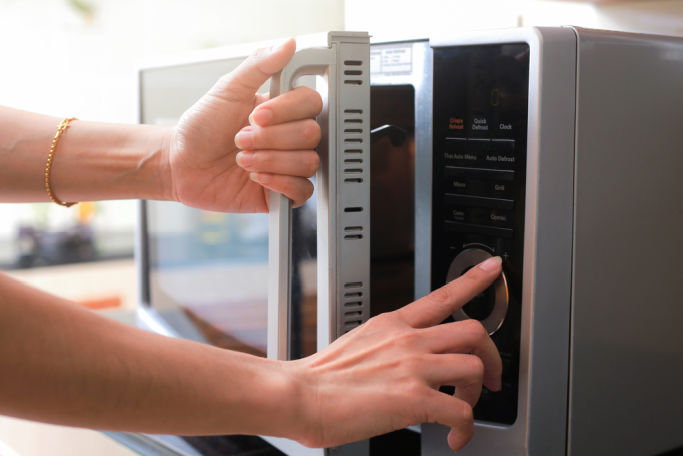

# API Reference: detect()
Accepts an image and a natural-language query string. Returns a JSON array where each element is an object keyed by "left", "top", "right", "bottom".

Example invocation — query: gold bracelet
[{"left": 45, "top": 117, "right": 78, "bottom": 207}]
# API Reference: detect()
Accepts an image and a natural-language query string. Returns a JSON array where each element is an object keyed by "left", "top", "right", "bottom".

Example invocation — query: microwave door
[{"left": 265, "top": 32, "right": 371, "bottom": 456}]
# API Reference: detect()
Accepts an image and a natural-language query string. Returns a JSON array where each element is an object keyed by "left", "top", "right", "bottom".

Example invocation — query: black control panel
[{"left": 432, "top": 44, "right": 529, "bottom": 425}]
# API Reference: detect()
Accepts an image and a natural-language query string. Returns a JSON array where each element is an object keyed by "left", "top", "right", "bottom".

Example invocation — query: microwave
[{"left": 128, "top": 26, "right": 683, "bottom": 456}]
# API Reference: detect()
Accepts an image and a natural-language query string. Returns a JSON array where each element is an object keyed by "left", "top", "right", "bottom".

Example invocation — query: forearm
[
  {"left": 0, "top": 271, "right": 304, "bottom": 439},
  {"left": 0, "top": 106, "right": 172, "bottom": 203}
]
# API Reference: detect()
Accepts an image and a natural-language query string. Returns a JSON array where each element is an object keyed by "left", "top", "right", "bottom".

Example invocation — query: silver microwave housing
[{"left": 422, "top": 26, "right": 683, "bottom": 456}]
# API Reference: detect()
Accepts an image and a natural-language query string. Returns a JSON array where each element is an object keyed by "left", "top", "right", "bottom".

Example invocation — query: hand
[
  {"left": 166, "top": 39, "right": 323, "bottom": 212},
  {"left": 288, "top": 257, "right": 504, "bottom": 451}
]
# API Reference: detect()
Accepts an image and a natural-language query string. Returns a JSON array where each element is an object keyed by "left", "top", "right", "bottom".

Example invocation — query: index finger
[
  {"left": 395, "top": 256, "right": 502, "bottom": 328},
  {"left": 249, "top": 87, "right": 323, "bottom": 127}
]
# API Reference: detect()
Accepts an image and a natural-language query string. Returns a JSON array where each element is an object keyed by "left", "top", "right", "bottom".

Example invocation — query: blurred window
[{"left": 0, "top": 201, "right": 135, "bottom": 270}]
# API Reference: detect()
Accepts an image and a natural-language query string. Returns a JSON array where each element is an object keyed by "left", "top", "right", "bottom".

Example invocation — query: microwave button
[
  {"left": 486, "top": 139, "right": 517, "bottom": 169},
  {"left": 442, "top": 137, "right": 470, "bottom": 164},
  {"left": 483, "top": 152, "right": 516, "bottom": 169},
  {"left": 490, "top": 181, "right": 512, "bottom": 196},
  {"left": 459, "top": 207, "right": 513, "bottom": 228},
  {"left": 483, "top": 209, "right": 514, "bottom": 228},
  {"left": 496, "top": 120, "right": 516, "bottom": 135},
  {"left": 449, "top": 208, "right": 466, "bottom": 222},
  {"left": 469, "top": 114, "right": 492, "bottom": 137},
  {"left": 450, "top": 178, "right": 468, "bottom": 192}
]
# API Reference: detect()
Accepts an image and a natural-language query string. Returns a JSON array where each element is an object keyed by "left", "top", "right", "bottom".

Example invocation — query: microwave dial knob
[{"left": 446, "top": 248, "right": 509, "bottom": 335}]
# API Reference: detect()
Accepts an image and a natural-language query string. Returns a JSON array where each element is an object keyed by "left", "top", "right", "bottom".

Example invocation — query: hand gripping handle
[{"left": 267, "top": 32, "right": 371, "bottom": 361}]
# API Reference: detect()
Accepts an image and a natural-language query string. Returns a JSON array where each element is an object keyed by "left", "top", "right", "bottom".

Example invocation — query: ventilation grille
[
  {"left": 343, "top": 225, "right": 363, "bottom": 240},
  {"left": 342, "top": 281, "right": 365, "bottom": 332},
  {"left": 343, "top": 60, "right": 363, "bottom": 85},
  {"left": 341, "top": 58, "right": 367, "bottom": 185},
  {"left": 343, "top": 105, "right": 366, "bottom": 184},
  {"left": 336, "top": 52, "right": 369, "bottom": 338}
]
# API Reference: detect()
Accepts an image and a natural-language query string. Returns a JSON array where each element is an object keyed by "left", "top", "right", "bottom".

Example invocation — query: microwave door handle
[
  {"left": 267, "top": 32, "right": 371, "bottom": 362},
  {"left": 267, "top": 47, "right": 335, "bottom": 361}
]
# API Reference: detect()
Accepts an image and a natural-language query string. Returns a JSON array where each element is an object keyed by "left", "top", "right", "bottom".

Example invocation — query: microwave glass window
[
  {"left": 370, "top": 85, "right": 416, "bottom": 317},
  {"left": 289, "top": 195, "right": 318, "bottom": 360},
  {"left": 147, "top": 202, "right": 269, "bottom": 357},
  {"left": 140, "top": 57, "right": 275, "bottom": 358}
]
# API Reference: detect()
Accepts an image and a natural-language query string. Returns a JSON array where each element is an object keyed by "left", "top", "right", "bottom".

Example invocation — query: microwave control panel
[{"left": 431, "top": 43, "right": 529, "bottom": 425}]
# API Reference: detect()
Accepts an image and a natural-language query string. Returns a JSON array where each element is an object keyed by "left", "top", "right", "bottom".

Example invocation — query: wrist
[
  {"left": 255, "top": 358, "right": 313, "bottom": 443},
  {"left": 149, "top": 125, "right": 174, "bottom": 202},
  {"left": 46, "top": 121, "right": 174, "bottom": 202},
  {"left": 279, "top": 359, "right": 322, "bottom": 447},
  {"left": 128, "top": 123, "right": 174, "bottom": 201}
]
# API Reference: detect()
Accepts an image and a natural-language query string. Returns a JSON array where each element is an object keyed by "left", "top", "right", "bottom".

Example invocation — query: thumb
[{"left": 216, "top": 38, "right": 297, "bottom": 102}]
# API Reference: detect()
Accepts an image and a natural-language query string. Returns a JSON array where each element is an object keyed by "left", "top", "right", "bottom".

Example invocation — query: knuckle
[
  {"left": 251, "top": 151, "right": 270, "bottom": 169},
  {"left": 429, "top": 286, "right": 454, "bottom": 307},
  {"left": 461, "top": 319, "right": 487, "bottom": 340},
  {"left": 367, "top": 312, "right": 392, "bottom": 328},
  {"left": 402, "top": 354, "right": 423, "bottom": 374},
  {"left": 398, "top": 377, "right": 426, "bottom": 399},
  {"left": 293, "top": 179, "right": 314, "bottom": 207},
  {"left": 464, "top": 355, "right": 485, "bottom": 382},
  {"left": 427, "top": 286, "right": 458, "bottom": 315},
  {"left": 305, "top": 152, "right": 320, "bottom": 176},
  {"left": 301, "top": 120, "right": 321, "bottom": 145},
  {"left": 456, "top": 401, "right": 474, "bottom": 424},
  {"left": 301, "top": 87, "right": 323, "bottom": 114}
]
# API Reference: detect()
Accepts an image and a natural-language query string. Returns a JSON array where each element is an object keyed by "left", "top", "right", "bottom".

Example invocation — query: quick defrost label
[{"left": 371, "top": 45, "right": 413, "bottom": 75}]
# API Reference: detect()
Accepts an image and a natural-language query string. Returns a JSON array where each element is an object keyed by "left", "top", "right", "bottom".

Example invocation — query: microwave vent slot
[
  {"left": 344, "top": 290, "right": 363, "bottom": 298},
  {"left": 344, "top": 226, "right": 364, "bottom": 239}
]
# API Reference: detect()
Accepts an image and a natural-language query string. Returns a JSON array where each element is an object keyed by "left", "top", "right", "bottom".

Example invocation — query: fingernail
[
  {"left": 235, "top": 128, "right": 253, "bottom": 149},
  {"left": 478, "top": 256, "right": 502, "bottom": 272},
  {"left": 249, "top": 172, "right": 271, "bottom": 185},
  {"left": 249, "top": 108, "right": 272, "bottom": 127},
  {"left": 235, "top": 151, "right": 254, "bottom": 169}
]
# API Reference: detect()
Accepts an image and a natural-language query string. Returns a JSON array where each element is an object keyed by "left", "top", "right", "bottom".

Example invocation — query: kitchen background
[{"left": 0, "top": 0, "right": 681, "bottom": 455}]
